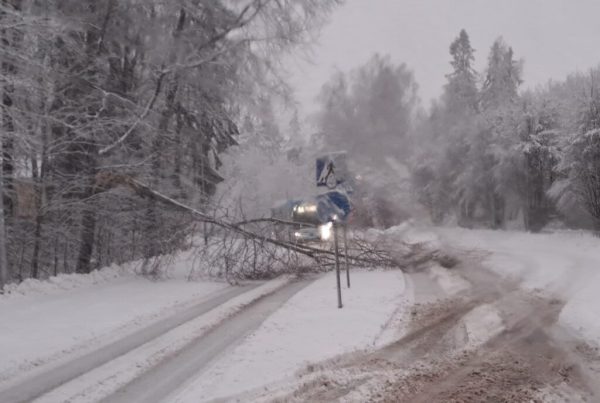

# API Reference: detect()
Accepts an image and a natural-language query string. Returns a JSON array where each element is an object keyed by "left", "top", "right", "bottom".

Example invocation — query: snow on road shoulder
[
  {"left": 436, "top": 227, "right": 600, "bottom": 348},
  {"left": 173, "top": 269, "right": 407, "bottom": 403},
  {"left": 0, "top": 249, "right": 228, "bottom": 386},
  {"left": 1, "top": 262, "right": 133, "bottom": 298},
  {"left": 558, "top": 284, "right": 600, "bottom": 348}
]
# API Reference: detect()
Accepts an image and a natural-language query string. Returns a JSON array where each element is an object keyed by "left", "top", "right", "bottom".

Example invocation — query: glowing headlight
[
  {"left": 294, "top": 232, "right": 302, "bottom": 238},
  {"left": 296, "top": 204, "right": 316, "bottom": 214},
  {"left": 319, "top": 222, "right": 333, "bottom": 241}
]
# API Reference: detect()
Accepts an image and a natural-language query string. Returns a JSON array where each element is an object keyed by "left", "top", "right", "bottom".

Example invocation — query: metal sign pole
[
  {"left": 333, "top": 221, "right": 343, "bottom": 308},
  {"left": 343, "top": 223, "right": 350, "bottom": 288}
]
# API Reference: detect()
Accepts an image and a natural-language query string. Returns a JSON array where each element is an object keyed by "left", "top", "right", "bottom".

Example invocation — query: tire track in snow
[
  {"left": 248, "top": 258, "right": 595, "bottom": 402},
  {"left": 103, "top": 278, "right": 314, "bottom": 403},
  {"left": 0, "top": 284, "right": 260, "bottom": 403}
]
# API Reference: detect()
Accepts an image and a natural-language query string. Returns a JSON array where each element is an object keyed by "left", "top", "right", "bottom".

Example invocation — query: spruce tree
[
  {"left": 444, "top": 29, "right": 478, "bottom": 114},
  {"left": 481, "top": 37, "right": 522, "bottom": 110}
]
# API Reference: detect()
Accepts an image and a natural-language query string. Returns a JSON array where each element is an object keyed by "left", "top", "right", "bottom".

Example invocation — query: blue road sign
[
  {"left": 315, "top": 191, "right": 352, "bottom": 222},
  {"left": 316, "top": 152, "right": 348, "bottom": 189}
]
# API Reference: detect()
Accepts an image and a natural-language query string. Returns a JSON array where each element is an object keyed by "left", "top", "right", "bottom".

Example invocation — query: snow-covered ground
[
  {"left": 436, "top": 227, "right": 600, "bottom": 347},
  {"left": 0, "top": 246, "right": 409, "bottom": 403},
  {"left": 5, "top": 223, "right": 599, "bottom": 402},
  {"left": 31, "top": 277, "right": 291, "bottom": 403},
  {"left": 0, "top": 250, "right": 229, "bottom": 386},
  {"left": 172, "top": 269, "right": 407, "bottom": 402}
]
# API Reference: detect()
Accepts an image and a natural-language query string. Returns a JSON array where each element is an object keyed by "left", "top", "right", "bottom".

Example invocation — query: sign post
[
  {"left": 333, "top": 220, "right": 343, "bottom": 308},
  {"left": 343, "top": 223, "right": 350, "bottom": 288},
  {"left": 316, "top": 152, "right": 352, "bottom": 308}
]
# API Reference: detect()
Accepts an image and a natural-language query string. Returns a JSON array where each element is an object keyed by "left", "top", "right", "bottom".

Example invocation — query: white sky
[{"left": 288, "top": 0, "right": 600, "bottom": 119}]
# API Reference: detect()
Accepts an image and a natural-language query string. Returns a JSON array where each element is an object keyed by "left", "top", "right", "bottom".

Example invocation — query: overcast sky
[{"left": 288, "top": 0, "right": 600, "bottom": 120}]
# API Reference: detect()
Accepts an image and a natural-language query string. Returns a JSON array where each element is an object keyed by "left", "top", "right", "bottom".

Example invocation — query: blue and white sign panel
[
  {"left": 315, "top": 191, "right": 352, "bottom": 223},
  {"left": 316, "top": 152, "right": 348, "bottom": 189}
]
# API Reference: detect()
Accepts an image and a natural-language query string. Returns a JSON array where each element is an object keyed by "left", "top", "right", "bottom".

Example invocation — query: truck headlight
[{"left": 319, "top": 222, "right": 333, "bottom": 241}]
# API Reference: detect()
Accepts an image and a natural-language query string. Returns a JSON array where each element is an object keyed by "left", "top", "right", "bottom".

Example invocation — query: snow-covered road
[
  {"left": 105, "top": 278, "right": 314, "bottom": 403},
  {"left": 0, "top": 284, "right": 258, "bottom": 403},
  {"left": 0, "top": 253, "right": 408, "bottom": 403},
  {"left": 226, "top": 226, "right": 600, "bottom": 402},
  {"left": 172, "top": 269, "right": 407, "bottom": 402},
  {"left": 435, "top": 228, "right": 600, "bottom": 347},
  {"left": 0, "top": 269, "right": 409, "bottom": 402},
  {"left": 4, "top": 225, "right": 600, "bottom": 402},
  {"left": 0, "top": 253, "right": 230, "bottom": 388}
]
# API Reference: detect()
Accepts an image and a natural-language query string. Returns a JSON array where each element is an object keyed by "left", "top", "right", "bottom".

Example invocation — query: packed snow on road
[{"left": 1, "top": 224, "right": 600, "bottom": 402}]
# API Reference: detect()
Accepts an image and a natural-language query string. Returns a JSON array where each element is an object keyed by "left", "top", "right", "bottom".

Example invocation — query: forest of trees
[
  {"left": 315, "top": 54, "right": 418, "bottom": 164},
  {"left": 0, "top": 0, "right": 340, "bottom": 289},
  {"left": 313, "top": 54, "right": 420, "bottom": 227},
  {"left": 413, "top": 29, "right": 600, "bottom": 232},
  {"left": 3, "top": 3, "right": 600, "bottom": 290},
  {"left": 313, "top": 29, "right": 600, "bottom": 234}
]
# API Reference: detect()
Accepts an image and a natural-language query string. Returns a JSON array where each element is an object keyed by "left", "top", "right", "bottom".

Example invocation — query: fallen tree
[{"left": 93, "top": 172, "right": 401, "bottom": 280}]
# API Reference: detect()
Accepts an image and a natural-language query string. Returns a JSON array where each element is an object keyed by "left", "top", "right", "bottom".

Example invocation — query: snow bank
[
  {"left": 559, "top": 284, "right": 600, "bottom": 347},
  {"left": 173, "top": 269, "right": 406, "bottom": 402},
  {"left": 0, "top": 247, "right": 209, "bottom": 300},
  {"left": 438, "top": 228, "right": 600, "bottom": 347},
  {"left": 1, "top": 263, "right": 135, "bottom": 298}
]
